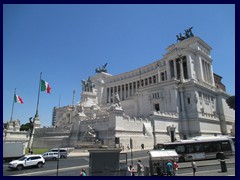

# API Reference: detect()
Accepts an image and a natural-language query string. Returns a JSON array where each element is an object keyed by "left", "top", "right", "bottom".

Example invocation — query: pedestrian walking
[
  {"left": 166, "top": 160, "right": 173, "bottom": 176},
  {"left": 156, "top": 163, "right": 163, "bottom": 176},
  {"left": 141, "top": 143, "right": 144, "bottom": 150},
  {"left": 137, "top": 160, "right": 144, "bottom": 176},
  {"left": 191, "top": 160, "right": 197, "bottom": 176},
  {"left": 173, "top": 160, "right": 179, "bottom": 176},
  {"left": 126, "top": 165, "right": 135, "bottom": 176},
  {"left": 79, "top": 168, "right": 87, "bottom": 176}
]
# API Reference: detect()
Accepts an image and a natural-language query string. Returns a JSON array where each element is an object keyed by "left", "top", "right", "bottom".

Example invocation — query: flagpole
[
  {"left": 35, "top": 72, "right": 42, "bottom": 118},
  {"left": 59, "top": 95, "right": 61, "bottom": 108},
  {"left": 29, "top": 72, "right": 42, "bottom": 150},
  {"left": 10, "top": 88, "right": 16, "bottom": 122}
]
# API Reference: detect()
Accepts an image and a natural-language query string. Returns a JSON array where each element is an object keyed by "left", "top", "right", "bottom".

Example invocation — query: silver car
[
  {"left": 49, "top": 148, "right": 68, "bottom": 159},
  {"left": 42, "top": 152, "right": 59, "bottom": 160}
]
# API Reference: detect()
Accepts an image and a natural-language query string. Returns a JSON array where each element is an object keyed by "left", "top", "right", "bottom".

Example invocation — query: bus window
[
  {"left": 221, "top": 141, "right": 231, "bottom": 151},
  {"left": 208, "top": 142, "right": 221, "bottom": 152},
  {"left": 164, "top": 144, "right": 175, "bottom": 150},
  {"left": 203, "top": 143, "right": 210, "bottom": 152},
  {"left": 194, "top": 144, "right": 204, "bottom": 152},
  {"left": 186, "top": 145, "right": 194, "bottom": 153},
  {"left": 176, "top": 145, "right": 185, "bottom": 153}
]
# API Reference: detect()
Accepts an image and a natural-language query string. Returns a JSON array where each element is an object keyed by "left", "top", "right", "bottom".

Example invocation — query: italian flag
[
  {"left": 14, "top": 94, "right": 24, "bottom": 104},
  {"left": 41, "top": 79, "right": 51, "bottom": 93}
]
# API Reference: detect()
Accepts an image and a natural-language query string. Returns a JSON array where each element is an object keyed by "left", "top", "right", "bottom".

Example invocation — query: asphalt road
[{"left": 3, "top": 150, "right": 235, "bottom": 176}]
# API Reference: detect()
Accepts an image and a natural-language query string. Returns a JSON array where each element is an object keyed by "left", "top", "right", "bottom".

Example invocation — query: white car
[
  {"left": 8, "top": 154, "right": 45, "bottom": 170},
  {"left": 42, "top": 152, "right": 59, "bottom": 160}
]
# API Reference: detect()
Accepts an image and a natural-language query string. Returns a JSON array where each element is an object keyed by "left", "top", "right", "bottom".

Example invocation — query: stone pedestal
[{"left": 34, "top": 114, "right": 41, "bottom": 128}]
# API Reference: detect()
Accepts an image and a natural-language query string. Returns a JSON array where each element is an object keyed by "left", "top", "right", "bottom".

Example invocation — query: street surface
[{"left": 3, "top": 150, "right": 235, "bottom": 176}]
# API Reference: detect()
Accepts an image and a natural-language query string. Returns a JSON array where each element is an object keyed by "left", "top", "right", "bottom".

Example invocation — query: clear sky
[{"left": 3, "top": 4, "right": 235, "bottom": 127}]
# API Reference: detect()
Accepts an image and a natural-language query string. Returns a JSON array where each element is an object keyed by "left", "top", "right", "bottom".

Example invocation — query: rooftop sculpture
[
  {"left": 176, "top": 27, "right": 194, "bottom": 42},
  {"left": 95, "top": 63, "right": 108, "bottom": 73}
]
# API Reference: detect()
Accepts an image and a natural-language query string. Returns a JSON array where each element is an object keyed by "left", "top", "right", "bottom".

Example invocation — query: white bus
[{"left": 155, "top": 136, "right": 235, "bottom": 162}]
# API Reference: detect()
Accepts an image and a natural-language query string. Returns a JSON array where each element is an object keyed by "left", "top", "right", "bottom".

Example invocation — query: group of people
[
  {"left": 79, "top": 168, "right": 87, "bottom": 176},
  {"left": 127, "top": 160, "right": 144, "bottom": 176},
  {"left": 166, "top": 160, "right": 179, "bottom": 176},
  {"left": 80, "top": 159, "right": 197, "bottom": 176},
  {"left": 127, "top": 159, "right": 179, "bottom": 176},
  {"left": 166, "top": 159, "right": 197, "bottom": 176},
  {"left": 28, "top": 148, "right": 33, "bottom": 155},
  {"left": 164, "top": 159, "right": 197, "bottom": 176}
]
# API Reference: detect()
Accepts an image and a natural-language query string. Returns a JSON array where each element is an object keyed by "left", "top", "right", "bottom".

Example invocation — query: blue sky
[{"left": 3, "top": 4, "right": 235, "bottom": 127}]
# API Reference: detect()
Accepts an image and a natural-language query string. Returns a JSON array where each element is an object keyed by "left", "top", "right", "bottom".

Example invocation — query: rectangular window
[
  {"left": 121, "top": 85, "right": 124, "bottom": 101},
  {"left": 182, "top": 56, "right": 188, "bottom": 79},
  {"left": 110, "top": 87, "right": 113, "bottom": 103},
  {"left": 154, "top": 104, "right": 160, "bottom": 111},
  {"left": 161, "top": 72, "right": 165, "bottom": 81},
  {"left": 149, "top": 77, "right": 152, "bottom": 84},
  {"left": 129, "top": 83, "right": 132, "bottom": 96},
  {"left": 133, "top": 82, "right": 136, "bottom": 95},
  {"left": 137, "top": 81, "right": 140, "bottom": 89},
  {"left": 107, "top": 88, "right": 109, "bottom": 103},
  {"left": 118, "top": 86, "right": 121, "bottom": 99},
  {"left": 153, "top": 75, "right": 156, "bottom": 83},
  {"left": 176, "top": 58, "right": 180, "bottom": 80},
  {"left": 170, "top": 60, "right": 175, "bottom": 78},
  {"left": 126, "top": 84, "right": 128, "bottom": 98}
]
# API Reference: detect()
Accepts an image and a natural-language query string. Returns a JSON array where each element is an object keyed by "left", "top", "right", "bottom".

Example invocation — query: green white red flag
[
  {"left": 14, "top": 94, "right": 24, "bottom": 104},
  {"left": 41, "top": 79, "right": 51, "bottom": 93}
]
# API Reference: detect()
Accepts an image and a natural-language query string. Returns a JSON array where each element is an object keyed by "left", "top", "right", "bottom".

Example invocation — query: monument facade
[{"left": 32, "top": 33, "right": 235, "bottom": 150}]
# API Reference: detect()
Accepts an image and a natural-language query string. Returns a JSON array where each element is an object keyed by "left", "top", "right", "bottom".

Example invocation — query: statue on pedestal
[
  {"left": 86, "top": 125, "right": 96, "bottom": 138},
  {"left": 109, "top": 92, "right": 123, "bottom": 111},
  {"left": 29, "top": 117, "right": 34, "bottom": 137},
  {"left": 81, "top": 77, "right": 95, "bottom": 92}
]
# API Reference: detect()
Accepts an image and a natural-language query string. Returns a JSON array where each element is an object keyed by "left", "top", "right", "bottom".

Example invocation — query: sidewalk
[
  {"left": 178, "top": 157, "right": 235, "bottom": 169},
  {"left": 68, "top": 149, "right": 235, "bottom": 169},
  {"left": 68, "top": 149, "right": 89, "bottom": 157},
  {"left": 68, "top": 149, "right": 235, "bottom": 176}
]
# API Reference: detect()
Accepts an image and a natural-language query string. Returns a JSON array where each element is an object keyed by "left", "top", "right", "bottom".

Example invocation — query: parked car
[
  {"left": 8, "top": 154, "right": 45, "bottom": 170},
  {"left": 42, "top": 152, "right": 59, "bottom": 161},
  {"left": 49, "top": 148, "right": 68, "bottom": 158}
]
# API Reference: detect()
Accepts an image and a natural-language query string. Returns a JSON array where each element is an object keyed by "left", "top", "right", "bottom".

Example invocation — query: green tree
[
  {"left": 20, "top": 122, "right": 31, "bottom": 131},
  {"left": 3, "top": 123, "right": 8, "bottom": 129},
  {"left": 226, "top": 96, "right": 235, "bottom": 110}
]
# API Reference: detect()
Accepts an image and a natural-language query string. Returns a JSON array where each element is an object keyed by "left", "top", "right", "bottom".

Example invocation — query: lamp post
[{"left": 130, "top": 138, "right": 133, "bottom": 166}]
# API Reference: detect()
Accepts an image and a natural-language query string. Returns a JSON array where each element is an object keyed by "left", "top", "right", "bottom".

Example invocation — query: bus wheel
[{"left": 179, "top": 157, "right": 185, "bottom": 162}]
